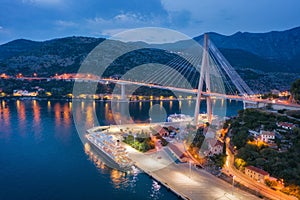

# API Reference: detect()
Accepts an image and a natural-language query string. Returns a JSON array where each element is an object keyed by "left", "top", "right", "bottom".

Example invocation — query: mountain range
[
  {"left": 197, "top": 27, "right": 300, "bottom": 72},
  {"left": 0, "top": 27, "right": 299, "bottom": 92}
]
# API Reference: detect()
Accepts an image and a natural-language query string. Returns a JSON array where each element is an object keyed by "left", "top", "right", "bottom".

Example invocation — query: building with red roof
[{"left": 245, "top": 166, "right": 269, "bottom": 183}]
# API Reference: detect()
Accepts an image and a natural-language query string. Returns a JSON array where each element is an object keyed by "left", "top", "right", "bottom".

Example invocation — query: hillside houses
[
  {"left": 247, "top": 122, "right": 298, "bottom": 152},
  {"left": 248, "top": 130, "right": 275, "bottom": 143},
  {"left": 277, "top": 122, "right": 296, "bottom": 130}
]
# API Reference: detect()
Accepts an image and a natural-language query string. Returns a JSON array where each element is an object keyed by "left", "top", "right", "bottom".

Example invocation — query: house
[
  {"left": 248, "top": 130, "right": 260, "bottom": 138},
  {"left": 159, "top": 129, "right": 168, "bottom": 136},
  {"left": 152, "top": 125, "right": 169, "bottom": 137},
  {"left": 205, "top": 138, "right": 224, "bottom": 156},
  {"left": 277, "top": 122, "right": 295, "bottom": 130},
  {"left": 245, "top": 166, "right": 269, "bottom": 183},
  {"left": 167, "top": 126, "right": 176, "bottom": 132},
  {"left": 260, "top": 131, "right": 275, "bottom": 143}
]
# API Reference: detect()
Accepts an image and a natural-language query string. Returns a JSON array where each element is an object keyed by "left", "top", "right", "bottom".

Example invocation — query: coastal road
[{"left": 224, "top": 139, "right": 297, "bottom": 200}]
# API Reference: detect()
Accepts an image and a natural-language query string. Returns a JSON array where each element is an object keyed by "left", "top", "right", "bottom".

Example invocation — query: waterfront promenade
[{"left": 125, "top": 144, "right": 259, "bottom": 200}]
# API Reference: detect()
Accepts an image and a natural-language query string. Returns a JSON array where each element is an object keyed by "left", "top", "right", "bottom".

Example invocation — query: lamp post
[
  {"left": 232, "top": 175, "right": 236, "bottom": 195},
  {"left": 189, "top": 160, "right": 192, "bottom": 178}
]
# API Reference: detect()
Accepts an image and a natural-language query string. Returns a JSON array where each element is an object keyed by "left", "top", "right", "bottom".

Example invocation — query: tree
[
  {"left": 234, "top": 158, "right": 246, "bottom": 169},
  {"left": 211, "top": 154, "right": 227, "bottom": 168},
  {"left": 223, "top": 141, "right": 226, "bottom": 154},
  {"left": 291, "top": 79, "right": 300, "bottom": 102}
]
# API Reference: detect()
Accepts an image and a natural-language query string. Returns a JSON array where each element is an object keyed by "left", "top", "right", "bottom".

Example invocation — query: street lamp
[
  {"left": 232, "top": 175, "right": 236, "bottom": 195},
  {"left": 189, "top": 160, "right": 192, "bottom": 178}
]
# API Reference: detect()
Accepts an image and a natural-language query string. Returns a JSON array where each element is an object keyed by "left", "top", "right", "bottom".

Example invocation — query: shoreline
[
  {"left": 0, "top": 96, "right": 198, "bottom": 102},
  {"left": 88, "top": 125, "right": 259, "bottom": 200}
]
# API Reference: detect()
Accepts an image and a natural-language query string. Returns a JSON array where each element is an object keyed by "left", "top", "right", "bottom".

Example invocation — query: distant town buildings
[
  {"left": 13, "top": 90, "right": 38, "bottom": 97},
  {"left": 271, "top": 89, "right": 280, "bottom": 96},
  {"left": 270, "top": 90, "right": 290, "bottom": 97}
]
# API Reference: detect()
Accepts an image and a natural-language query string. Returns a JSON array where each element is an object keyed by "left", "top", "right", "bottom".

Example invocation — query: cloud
[
  {"left": 22, "top": 0, "right": 63, "bottom": 6},
  {"left": 55, "top": 20, "right": 77, "bottom": 27},
  {"left": 113, "top": 13, "right": 145, "bottom": 23},
  {"left": 85, "top": 12, "right": 163, "bottom": 37},
  {"left": 88, "top": 12, "right": 146, "bottom": 25}
]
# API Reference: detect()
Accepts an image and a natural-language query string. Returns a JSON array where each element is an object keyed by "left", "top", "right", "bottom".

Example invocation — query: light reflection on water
[
  {"left": 0, "top": 98, "right": 243, "bottom": 142},
  {"left": 32, "top": 100, "right": 42, "bottom": 141},
  {"left": 1, "top": 100, "right": 10, "bottom": 126},
  {"left": 0, "top": 100, "right": 11, "bottom": 139},
  {"left": 0, "top": 98, "right": 242, "bottom": 141},
  {"left": 1, "top": 99, "right": 196, "bottom": 200},
  {"left": 84, "top": 142, "right": 146, "bottom": 195},
  {"left": 17, "top": 100, "right": 26, "bottom": 136},
  {"left": 0, "top": 99, "right": 243, "bottom": 199},
  {"left": 150, "top": 180, "right": 162, "bottom": 200}
]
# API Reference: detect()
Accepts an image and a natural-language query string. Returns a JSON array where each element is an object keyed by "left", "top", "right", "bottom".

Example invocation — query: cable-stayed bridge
[
  {"left": 11, "top": 34, "right": 300, "bottom": 124},
  {"left": 95, "top": 34, "right": 298, "bottom": 124}
]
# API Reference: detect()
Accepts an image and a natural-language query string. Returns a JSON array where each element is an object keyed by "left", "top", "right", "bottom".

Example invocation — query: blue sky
[{"left": 1, "top": 0, "right": 300, "bottom": 44}]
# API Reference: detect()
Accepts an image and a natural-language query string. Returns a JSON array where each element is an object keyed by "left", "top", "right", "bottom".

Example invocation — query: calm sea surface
[{"left": 0, "top": 99, "right": 242, "bottom": 200}]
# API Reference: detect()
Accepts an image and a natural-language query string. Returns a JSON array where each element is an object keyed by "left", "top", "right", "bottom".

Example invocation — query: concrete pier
[{"left": 125, "top": 144, "right": 259, "bottom": 200}]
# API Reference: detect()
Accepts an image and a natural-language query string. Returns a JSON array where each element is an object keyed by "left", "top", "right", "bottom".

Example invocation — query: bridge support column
[
  {"left": 207, "top": 96, "right": 212, "bottom": 123},
  {"left": 194, "top": 34, "right": 212, "bottom": 125},
  {"left": 243, "top": 100, "right": 259, "bottom": 109},
  {"left": 120, "top": 83, "right": 126, "bottom": 101}
]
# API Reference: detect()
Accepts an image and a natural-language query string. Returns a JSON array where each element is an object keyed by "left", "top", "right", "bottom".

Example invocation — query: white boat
[
  {"left": 167, "top": 114, "right": 193, "bottom": 122},
  {"left": 86, "top": 130, "right": 133, "bottom": 171}
]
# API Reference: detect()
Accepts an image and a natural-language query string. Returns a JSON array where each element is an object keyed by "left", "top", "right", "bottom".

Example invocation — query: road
[{"left": 223, "top": 138, "right": 297, "bottom": 200}]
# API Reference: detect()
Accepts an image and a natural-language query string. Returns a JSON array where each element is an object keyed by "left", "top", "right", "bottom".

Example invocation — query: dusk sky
[{"left": 1, "top": 0, "right": 300, "bottom": 44}]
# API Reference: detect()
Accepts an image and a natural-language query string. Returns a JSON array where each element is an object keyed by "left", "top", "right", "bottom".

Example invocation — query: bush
[{"left": 123, "top": 135, "right": 155, "bottom": 152}]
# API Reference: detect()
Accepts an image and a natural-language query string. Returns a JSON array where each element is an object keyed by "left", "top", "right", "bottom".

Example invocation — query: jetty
[{"left": 125, "top": 144, "right": 259, "bottom": 200}]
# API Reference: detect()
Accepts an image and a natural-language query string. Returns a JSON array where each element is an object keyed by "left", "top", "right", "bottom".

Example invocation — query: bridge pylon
[
  {"left": 194, "top": 34, "right": 212, "bottom": 125},
  {"left": 119, "top": 83, "right": 127, "bottom": 101}
]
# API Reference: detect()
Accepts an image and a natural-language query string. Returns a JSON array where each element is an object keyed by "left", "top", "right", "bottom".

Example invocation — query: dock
[
  {"left": 125, "top": 144, "right": 260, "bottom": 200},
  {"left": 87, "top": 125, "right": 261, "bottom": 199}
]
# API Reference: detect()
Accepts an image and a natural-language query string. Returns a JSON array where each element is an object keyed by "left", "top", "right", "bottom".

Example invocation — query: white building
[
  {"left": 260, "top": 131, "right": 275, "bottom": 143},
  {"left": 204, "top": 138, "right": 224, "bottom": 156},
  {"left": 13, "top": 90, "right": 38, "bottom": 97},
  {"left": 277, "top": 122, "right": 295, "bottom": 130}
]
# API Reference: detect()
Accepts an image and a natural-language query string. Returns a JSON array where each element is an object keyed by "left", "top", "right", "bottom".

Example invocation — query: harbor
[{"left": 86, "top": 124, "right": 259, "bottom": 200}]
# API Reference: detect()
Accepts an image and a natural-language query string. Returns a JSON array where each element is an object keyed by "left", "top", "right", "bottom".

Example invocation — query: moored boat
[{"left": 86, "top": 129, "right": 133, "bottom": 171}]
